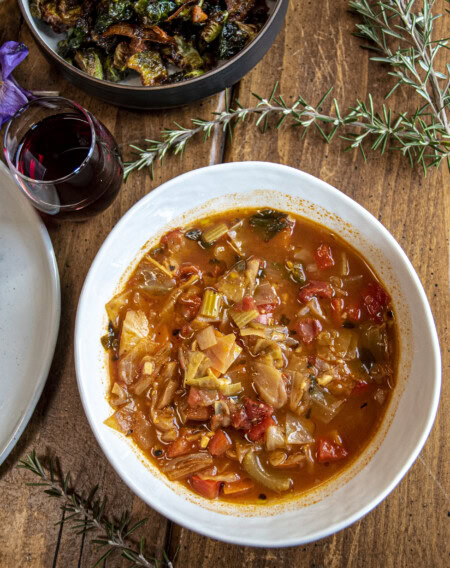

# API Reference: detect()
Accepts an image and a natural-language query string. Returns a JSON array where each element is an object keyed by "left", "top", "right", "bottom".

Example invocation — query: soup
[{"left": 102, "top": 208, "right": 397, "bottom": 503}]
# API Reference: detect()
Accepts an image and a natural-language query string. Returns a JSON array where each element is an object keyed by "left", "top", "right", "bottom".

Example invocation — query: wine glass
[{"left": 3, "top": 96, "right": 123, "bottom": 220}]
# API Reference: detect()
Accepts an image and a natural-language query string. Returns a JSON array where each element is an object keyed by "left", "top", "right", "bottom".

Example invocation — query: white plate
[
  {"left": 75, "top": 162, "right": 440, "bottom": 546},
  {"left": 0, "top": 162, "right": 60, "bottom": 465}
]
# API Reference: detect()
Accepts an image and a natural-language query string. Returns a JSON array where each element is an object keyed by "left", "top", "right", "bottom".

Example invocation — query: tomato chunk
[
  {"left": 298, "top": 280, "right": 333, "bottom": 303},
  {"left": 257, "top": 302, "right": 278, "bottom": 314},
  {"left": 234, "top": 296, "right": 258, "bottom": 312},
  {"left": 190, "top": 475, "right": 221, "bottom": 499},
  {"left": 361, "top": 282, "right": 389, "bottom": 322},
  {"left": 295, "top": 318, "right": 323, "bottom": 345},
  {"left": 231, "top": 405, "right": 251, "bottom": 431},
  {"left": 208, "top": 430, "right": 232, "bottom": 456},
  {"left": 248, "top": 416, "right": 276, "bottom": 441},
  {"left": 161, "top": 228, "right": 184, "bottom": 247},
  {"left": 188, "top": 387, "right": 203, "bottom": 408},
  {"left": 314, "top": 244, "right": 335, "bottom": 270},
  {"left": 180, "top": 323, "right": 194, "bottom": 338},
  {"left": 317, "top": 438, "right": 349, "bottom": 463},
  {"left": 178, "top": 263, "right": 202, "bottom": 280},
  {"left": 346, "top": 300, "right": 362, "bottom": 322},
  {"left": 185, "top": 406, "right": 211, "bottom": 421},
  {"left": 254, "top": 313, "right": 271, "bottom": 324},
  {"left": 167, "top": 437, "right": 191, "bottom": 458},
  {"left": 244, "top": 398, "right": 273, "bottom": 422}
]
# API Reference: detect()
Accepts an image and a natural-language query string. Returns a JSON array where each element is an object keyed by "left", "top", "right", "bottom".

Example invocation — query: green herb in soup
[{"left": 102, "top": 208, "right": 397, "bottom": 503}]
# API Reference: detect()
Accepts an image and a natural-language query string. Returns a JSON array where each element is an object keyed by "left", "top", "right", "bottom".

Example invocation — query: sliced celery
[
  {"left": 199, "top": 289, "right": 222, "bottom": 318},
  {"left": 203, "top": 222, "right": 229, "bottom": 244},
  {"left": 230, "top": 309, "right": 259, "bottom": 328}
]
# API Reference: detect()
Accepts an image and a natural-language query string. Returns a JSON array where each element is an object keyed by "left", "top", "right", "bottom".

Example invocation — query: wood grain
[{"left": 0, "top": 0, "right": 448, "bottom": 566}]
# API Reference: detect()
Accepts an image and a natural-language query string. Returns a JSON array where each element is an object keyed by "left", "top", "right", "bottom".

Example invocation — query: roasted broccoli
[{"left": 32, "top": 0, "right": 269, "bottom": 85}]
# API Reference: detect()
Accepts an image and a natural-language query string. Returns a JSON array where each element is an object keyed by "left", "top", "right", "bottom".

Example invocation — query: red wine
[{"left": 15, "top": 112, "right": 123, "bottom": 220}]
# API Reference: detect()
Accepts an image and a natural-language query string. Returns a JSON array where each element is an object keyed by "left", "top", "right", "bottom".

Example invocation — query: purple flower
[{"left": 0, "top": 41, "right": 32, "bottom": 126}]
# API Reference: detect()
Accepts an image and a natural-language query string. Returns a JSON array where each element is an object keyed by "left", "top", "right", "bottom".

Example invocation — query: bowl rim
[
  {"left": 75, "top": 161, "right": 441, "bottom": 547},
  {"left": 19, "top": 0, "right": 285, "bottom": 92}
]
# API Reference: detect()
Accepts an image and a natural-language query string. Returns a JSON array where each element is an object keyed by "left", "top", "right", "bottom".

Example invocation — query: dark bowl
[{"left": 19, "top": 0, "right": 289, "bottom": 110}]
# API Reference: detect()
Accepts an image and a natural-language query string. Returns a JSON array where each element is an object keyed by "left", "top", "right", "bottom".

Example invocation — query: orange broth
[{"left": 102, "top": 208, "right": 397, "bottom": 503}]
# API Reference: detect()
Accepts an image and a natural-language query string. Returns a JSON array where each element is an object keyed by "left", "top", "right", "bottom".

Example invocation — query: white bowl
[{"left": 75, "top": 162, "right": 441, "bottom": 547}]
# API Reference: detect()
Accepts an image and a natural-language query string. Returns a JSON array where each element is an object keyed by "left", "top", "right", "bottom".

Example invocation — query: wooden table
[{"left": 0, "top": 1, "right": 448, "bottom": 566}]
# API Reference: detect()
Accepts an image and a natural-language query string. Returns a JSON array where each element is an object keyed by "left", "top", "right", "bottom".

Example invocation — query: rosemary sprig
[
  {"left": 350, "top": 0, "right": 449, "bottom": 132},
  {"left": 18, "top": 451, "right": 171, "bottom": 568},
  {"left": 124, "top": 0, "right": 449, "bottom": 179}
]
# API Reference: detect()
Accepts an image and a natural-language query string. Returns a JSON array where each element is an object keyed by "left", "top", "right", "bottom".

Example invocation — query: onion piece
[
  {"left": 105, "top": 290, "right": 131, "bottom": 328},
  {"left": 337, "top": 329, "right": 358, "bottom": 359},
  {"left": 132, "top": 411, "right": 153, "bottom": 450},
  {"left": 340, "top": 252, "right": 350, "bottom": 276},
  {"left": 268, "top": 450, "right": 287, "bottom": 467},
  {"left": 309, "top": 386, "right": 344, "bottom": 424},
  {"left": 110, "top": 382, "right": 128, "bottom": 406},
  {"left": 157, "top": 379, "right": 178, "bottom": 409},
  {"left": 293, "top": 248, "right": 314, "bottom": 263},
  {"left": 254, "top": 282, "right": 279, "bottom": 307},
  {"left": 108, "top": 403, "right": 135, "bottom": 433},
  {"left": 184, "top": 351, "right": 206, "bottom": 383},
  {"left": 119, "top": 310, "right": 149, "bottom": 356},
  {"left": 196, "top": 325, "right": 217, "bottom": 350},
  {"left": 273, "top": 452, "right": 307, "bottom": 469},
  {"left": 204, "top": 334, "right": 242, "bottom": 374},
  {"left": 135, "top": 263, "right": 176, "bottom": 297},
  {"left": 307, "top": 297, "right": 326, "bottom": 320},
  {"left": 265, "top": 425, "right": 285, "bottom": 451},
  {"left": 285, "top": 413, "right": 314, "bottom": 444},
  {"left": 236, "top": 442, "right": 256, "bottom": 463},
  {"left": 359, "top": 324, "right": 389, "bottom": 361},
  {"left": 118, "top": 338, "right": 157, "bottom": 385},
  {"left": 252, "top": 358, "right": 287, "bottom": 409},
  {"left": 133, "top": 372, "right": 154, "bottom": 396},
  {"left": 244, "top": 258, "right": 260, "bottom": 294},
  {"left": 288, "top": 370, "right": 310, "bottom": 414},
  {"left": 160, "top": 274, "right": 200, "bottom": 317},
  {"left": 161, "top": 452, "right": 213, "bottom": 480},
  {"left": 241, "top": 322, "right": 290, "bottom": 343},
  {"left": 216, "top": 264, "right": 246, "bottom": 303}
]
